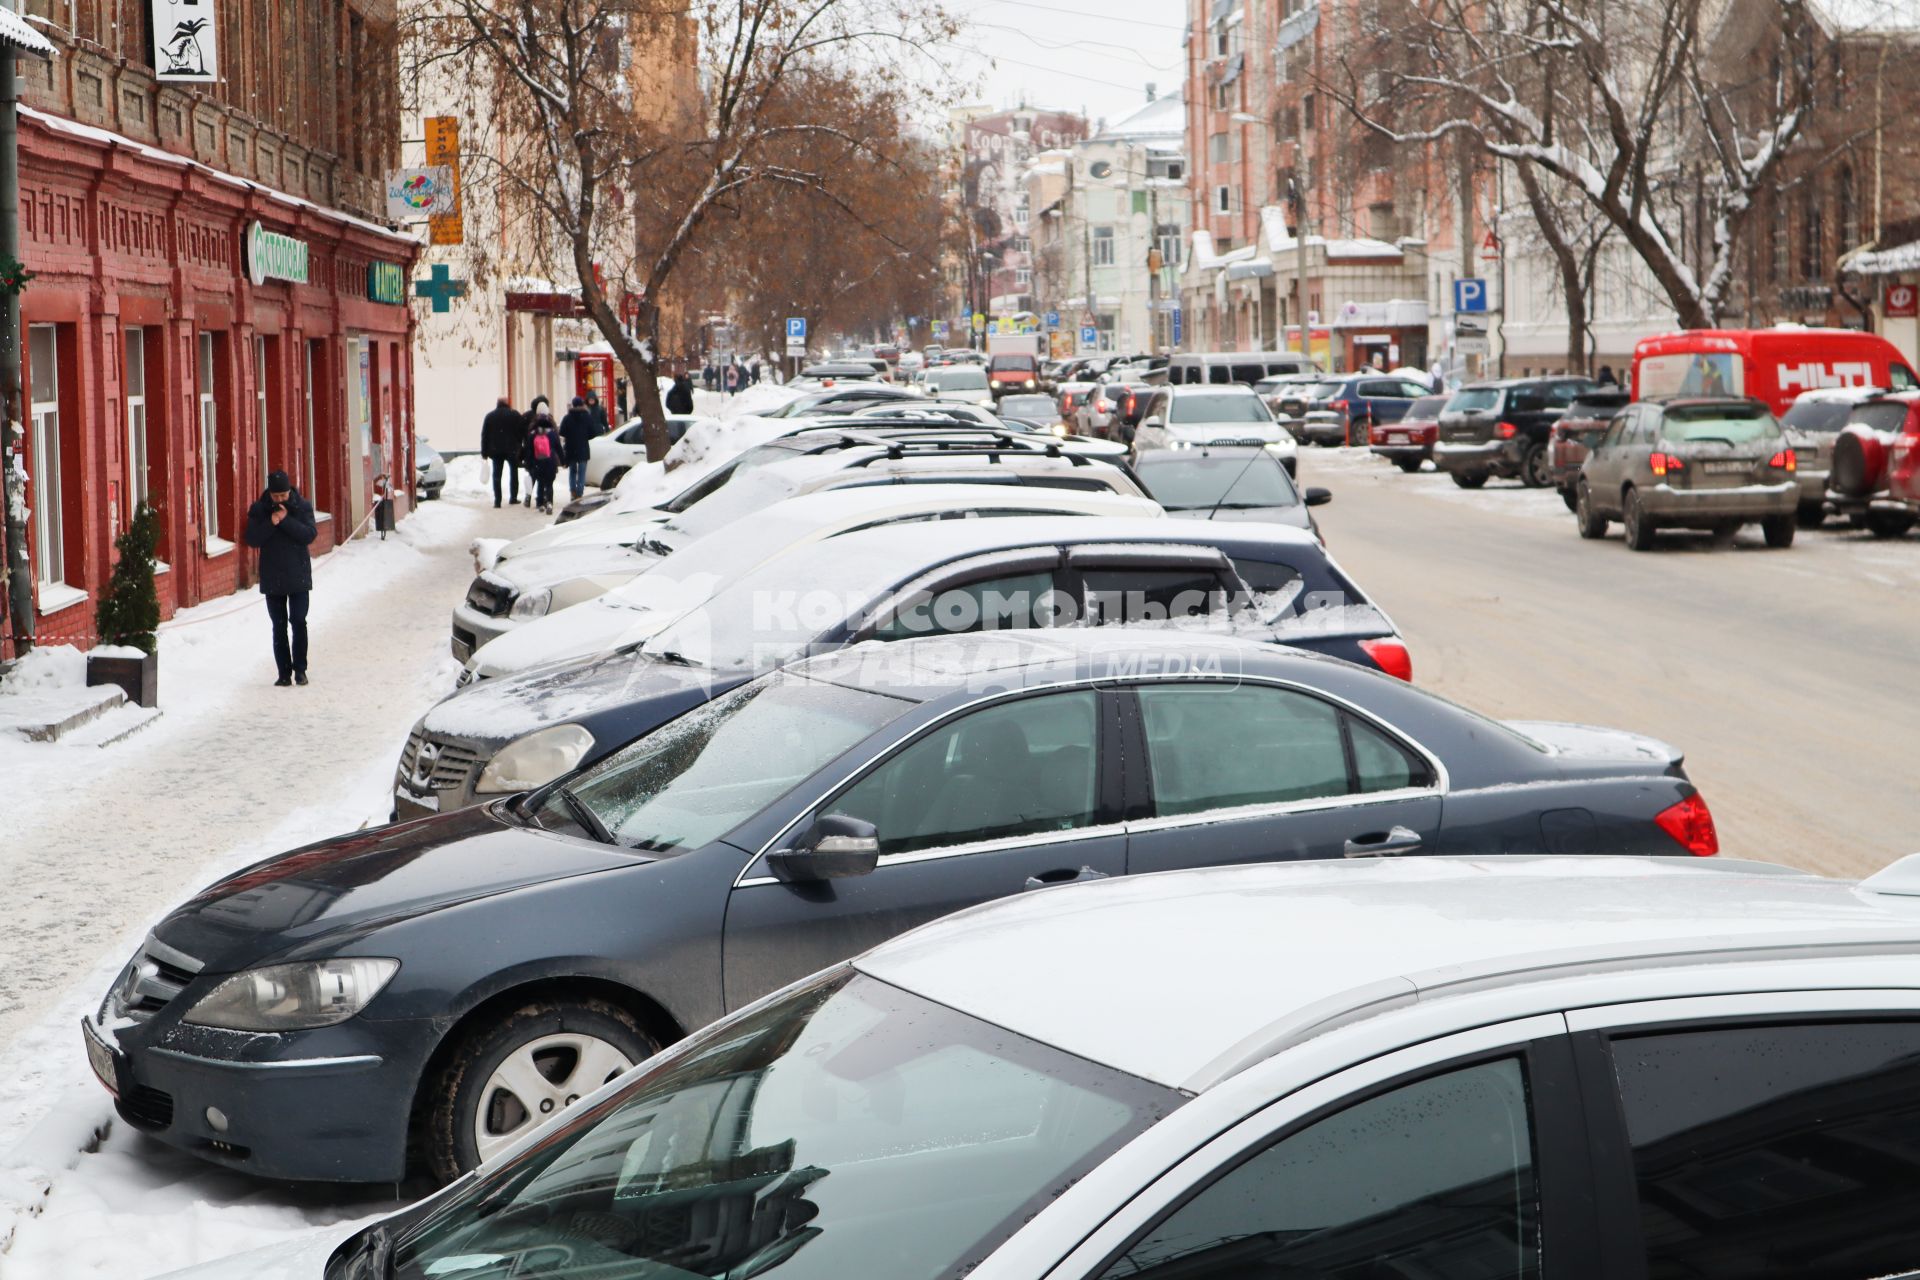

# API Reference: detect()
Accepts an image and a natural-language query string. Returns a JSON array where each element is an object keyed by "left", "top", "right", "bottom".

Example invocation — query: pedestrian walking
[
  {"left": 585, "top": 390, "right": 610, "bottom": 435},
  {"left": 525, "top": 414, "right": 561, "bottom": 513},
  {"left": 520, "top": 395, "right": 551, "bottom": 507},
  {"left": 702, "top": 362, "right": 717, "bottom": 392},
  {"left": 559, "top": 395, "right": 600, "bottom": 501},
  {"left": 244, "top": 469, "right": 318, "bottom": 687},
  {"left": 723, "top": 361, "right": 742, "bottom": 395},
  {"left": 665, "top": 372, "right": 695, "bottom": 414},
  {"left": 1596, "top": 365, "right": 1619, "bottom": 387},
  {"left": 480, "top": 397, "right": 526, "bottom": 508}
]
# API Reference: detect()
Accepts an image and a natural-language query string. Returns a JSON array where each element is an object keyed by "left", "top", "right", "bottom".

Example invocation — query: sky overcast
[{"left": 939, "top": 0, "right": 1187, "bottom": 130}]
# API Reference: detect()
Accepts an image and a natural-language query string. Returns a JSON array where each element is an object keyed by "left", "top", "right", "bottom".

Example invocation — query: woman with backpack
[{"left": 523, "top": 406, "right": 561, "bottom": 514}]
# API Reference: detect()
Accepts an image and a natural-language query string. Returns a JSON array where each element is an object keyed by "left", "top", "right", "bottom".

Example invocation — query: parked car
[
  {"left": 413, "top": 440, "right": 446, "bottom": 501},
  {"left": 1433, "top": 375, "right": 1595, "bottom": 488},
  {"left": 1634, "top": 325, "right": 1918, "bottom": 414},
  {"left": 1166, "top": 350, "right": 1320, "bottom": 386},
  {"left": 102, "top": 628, "right": 1718, "bottom": 1188},
  {"left": 1826, "top": 391, "right": 1920, "bottom": 537},
  {"left": 1778, "top": 385, "right": 1886, "bottom": 525},
  {"left": 924, "top": 365, "right": 995, "bottom": 407},
  {"left": 1574, "top": 396, "right": 1799, "bottom": 550},
  {"left": 1547, "top": 389, "right": 1631, "bottom": 506},
  {"left": 1370, "top": 393, "right": 1450, "bottom": 471},
  {"left": 452, "top": 482, "right": 1162, "bottom": 660},
  {"left": 996, "top": 392, "right": 1061, "bottom": 425},
  {"left": 582, "top": 416, "right": 698, "bottom": 489},
  {"left": 415, "top": 516, "right": 1413, "bottom": 818},
  {"left": 795, "top": 361, "right": 881, "bottom": 385},
  {"left": 1256, "top": 371, "right": 1329, "bottom": 418},
  {"left": 1131, "top": 386, "right": 1299, "bottom": 471},
  {"left": 759, "top": 384, "right": 918, "bottom": 417},
  {"left": 1293, "top": 373, "right": 1437, "bottom": 447},
  {"left": 987, "top": 351, "right": 1042, "bottom": 400},
  {"left": 1075, "top": 382, "right": 1146, "bottom": 440},
  {"left": 1056, "top": 379, "right": 1097, "bottom": 423},
  {"left": 1133, "top": 444, "right": 1331, "bottom": 538}
]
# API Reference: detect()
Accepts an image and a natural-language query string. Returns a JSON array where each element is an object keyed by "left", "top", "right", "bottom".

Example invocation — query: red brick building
[{"left": 6, "top": 0, "right": 417, "bottom": 655}]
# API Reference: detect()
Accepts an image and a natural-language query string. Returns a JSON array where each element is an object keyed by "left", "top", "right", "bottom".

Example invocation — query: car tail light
[
  {"left": 1332, "top": 398, "right": 1351, "bottom": 418},
  {"left": 1767, "top": 448, "right": 1796, "bottom": 472},
  {"left": 1495, "top": 421, "right": 1518, "bottom": 439},
  {"left": 1650, "top": 451, "right": 1686, "bottom": 477},
  {"left": 1124, "top": 391, "right": 1137, "bottom": 415},
  {"left": 1358, "top": 637, "right": 1413, "bottom": 682},
  {"left": 1654, "top": 792, "right": 1719, "bottom": 856}
]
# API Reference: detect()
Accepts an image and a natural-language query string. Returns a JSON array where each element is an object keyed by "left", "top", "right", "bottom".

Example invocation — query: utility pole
[
  {"left": 1287, "top": 176, "right": 1311, "bottom": 363},
  {"left": 0, "top": 24, "right": 51, "bottom": 659}
]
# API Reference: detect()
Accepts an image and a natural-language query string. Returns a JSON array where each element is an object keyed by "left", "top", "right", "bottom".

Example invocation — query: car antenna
[{"left": 1208, "top": 446, "right": 1268, "bottom": 521}]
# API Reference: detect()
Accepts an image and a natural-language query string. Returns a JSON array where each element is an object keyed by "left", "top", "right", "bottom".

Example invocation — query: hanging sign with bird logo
[{"left": 152, "top": 0, "right": 218, "bottom": 82}]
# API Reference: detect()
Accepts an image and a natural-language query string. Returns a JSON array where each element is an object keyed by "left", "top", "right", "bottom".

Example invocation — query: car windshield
[
  {"left": 932, "top": 369, "right": 989, "bottom": 391},
  {"left": 388, "top": 969, "right": 1178, "bottom": 1280},
  {"left": 990, "top": 355, "right": 1037, "bottom": 373},
  {"left": 535, "top": 674, "right": 910, "bottom": 853},
  {"left": 1782, "top": 400, "right": 1855, "bottom": 431},
  {"left": 1446, "top": 388, "right": 1502, "bottom": 412},
  {"left": 1661, "top": 406, "right": 1781, "bottom": 445},
  {"left": 1170, "top": 394, "right": 1273, "bottom": 424},
  {"left": 1137, "top": 451, "right": 1299, "bottom": 510}
]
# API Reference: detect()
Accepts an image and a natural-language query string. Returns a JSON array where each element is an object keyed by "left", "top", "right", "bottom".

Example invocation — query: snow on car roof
[{"left": 858, "top": 856, "right": 1920, "bottom": 1092}]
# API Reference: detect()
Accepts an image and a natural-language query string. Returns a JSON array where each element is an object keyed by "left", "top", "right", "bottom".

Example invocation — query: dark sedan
[
  {"left": 1134, "top": 445, "right": 1331, "bottom": 538},
  {"left": 85, "top": 629, "right": 1716, "bottom": 1186}
]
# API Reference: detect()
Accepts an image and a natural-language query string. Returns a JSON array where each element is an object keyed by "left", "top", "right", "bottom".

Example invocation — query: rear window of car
[
  {"left": 1446, "top": 388, "right": 1501, "bottom": 412},
  {"left": 1170, "top": 393, "right": 1274, "bottom": 424},
  {"left": 1850, "top": 401, "right": 1917, "bottom": 433},
  {"left": 1782, "top": 400, "right": 1855, "bottom": 431},
  {"left": 1564, "top": 397, "right": 1626, "bottom": 420},
  {"left": 933, "top": 369, "right": 989, "bottom": 391},
  {"left": 1303, "top": 381, "right": 1344, "bottom": 402},
  {"left": 1661, "top": 405, "right": 1782, "bottom": 444},
  {"left": 1406, "top": 396, "right": 1449, "bottom": 418}
]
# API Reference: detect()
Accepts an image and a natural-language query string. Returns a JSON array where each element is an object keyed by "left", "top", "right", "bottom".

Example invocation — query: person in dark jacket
[
  {"left": 1596, "top": 365, "right": 1619, "bottom": 387},
  {"left": 665, "top": 373, "right": 695, "bottom": 414},
  {"left": 479, "top": 398, "right": 527, "bottom": 508},
  {"left": 519, "top": 395, "right": 551, "bottom": 507},
  {"left": 524, "top": 413, "right": 562, "bottom": 513},
  {"left": 244, "top": 470, "right": 319, "bottom": 686},
  {"left": 585, "top": 391, "right": 610, "bottom": 435},
  {"left": 558, "top": 396, "right": 600, "bottom": 501}
]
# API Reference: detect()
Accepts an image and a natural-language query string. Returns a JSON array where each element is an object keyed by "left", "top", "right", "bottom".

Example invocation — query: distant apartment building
[{"left": 957, "top": 106, "right": 1090, "bottom": 321}]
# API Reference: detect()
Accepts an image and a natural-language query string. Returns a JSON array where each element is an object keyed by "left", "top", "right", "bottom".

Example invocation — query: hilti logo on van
[{"left": 1777, "top": 361, "right": 1875, "bottom": 393}]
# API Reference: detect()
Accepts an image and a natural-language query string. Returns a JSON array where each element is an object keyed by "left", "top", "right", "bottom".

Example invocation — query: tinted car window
[
  {"left": 1139, "top": 684, "right": 1349, "bottom": 813},
  {"left": 1852, "top": 401, "right": 1915, "bottom": 433},
  {"left": 1611, "top": 1021, "right": 1920, "bottom": 1280},
  {"left": 1781, "top": 400, "right": 1854, "bottom": 431},
  {"left": 871, "top": 571, "right": 1059, "bottom": 642},
  {"left": 616, "top": 423, "right": 648, "bottom": 444},
  {"left": 1661, "top": 405, "right": 1781, "bottom": 444},
  {"left": 1098, "top": 1057, "right": 1538, "bottom": 1280},
  {"left": 1081, "top": 568, "right": 1229, "bottom": 624},
  {"left": 831, "top": 692, "right": 1099, "bottom": 854},
  {"left": 1352, "top": 718, "right": 1427, "bottom": 792},
  {"left": 1893, "top": 364, "right": 1918, "bottom": 390},
  {"left": 1208, "top": 364, "right": 1232, "bottom": 384},
  {"left": 1231, "top": 363, "right": 1265, "bottom": 385},
  {"left": 1448, "top": 388, "right": 1501, "bottom": 413},
  {"left": 1407, "top": 395, "right": 1450, "bottom": 419},
  {"left": 1134, "top": 451, "right": 1299, "bottom": 511},
  {"left": 1508, "top": 388, "right": 1547, "bottom": 413},
  {"left": 1545, "top": 381, "right": 1584, "bottom": 407}
]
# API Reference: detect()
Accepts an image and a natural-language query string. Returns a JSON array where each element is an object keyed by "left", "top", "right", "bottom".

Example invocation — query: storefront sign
[
  {"left": 152, "top": 0, "right": 218, "bottom": 82},
  {"left": 245, "top": 222, "right": 309, "bottom": 288},
  {"left": 367, "top": 261, "right": 406, "bottom": 306},
  {"left": 383, "top": 167, "right": 455, "bottom": 221},
  {"left": 424, "top": 117, "right": 465, "bottom": 247},
  {"left": 1886, "top": 283, "right": 1917, "bottom": 318}
]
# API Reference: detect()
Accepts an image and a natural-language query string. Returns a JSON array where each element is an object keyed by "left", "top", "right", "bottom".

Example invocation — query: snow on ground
[
  {"left": 0, "top": 493, "right": 548, "bottom": 1276},
  {"left": 439, "top": 452, "right": 493, "bottom": 501}
]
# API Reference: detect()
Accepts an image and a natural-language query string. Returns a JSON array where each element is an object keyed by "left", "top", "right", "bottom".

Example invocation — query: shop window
[
  {"left": 304, "top": 338, "right": 327, "bottom": 516},
  {"left": 198, "top": 332, "right": 234, "bottom": 550},
  {"left": 124, "top": 327, "right": 149, "bottom": 509},
  {"left": 28, "top": 325, "right": 66, "bottom": 594}
]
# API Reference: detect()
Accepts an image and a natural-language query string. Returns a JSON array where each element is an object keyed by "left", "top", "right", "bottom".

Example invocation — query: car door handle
[
  {"left": 1343, "top": 825, "right": 1424, "bottom": 858},
  {"left": 1023, "top": 866, "right": 1112, "bottom": 892}
]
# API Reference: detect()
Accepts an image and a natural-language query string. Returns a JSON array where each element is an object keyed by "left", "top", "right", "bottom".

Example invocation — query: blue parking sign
[
  {"left": 786, "top": 316, "right": 807, "bottom": 341},
  {"left": 1045, "top": 310, "right": 1061, "bottom": 329},
  {"left": 1171, "top": 307, "right": 1183, "bottom": 345},
  {"left": 1453, "top": 279, "right": 1488, "bottom": 313},
  {"left": 1080, "top": 325, "right": 1099, "bottom": 348}
]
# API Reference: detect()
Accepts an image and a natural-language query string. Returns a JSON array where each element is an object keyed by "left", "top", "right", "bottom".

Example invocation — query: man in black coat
[
  {"left": 665, "top": 372, "right": 695, "bottom": 414},
  {"left": 479, "top": 398, "right": 526, "bottom": 508},
  {"left": 244, "top": 470, "right": 319, "bottom": 687},
  {"left": 558, "top": 396, "right": 601, "bottom": 501}
]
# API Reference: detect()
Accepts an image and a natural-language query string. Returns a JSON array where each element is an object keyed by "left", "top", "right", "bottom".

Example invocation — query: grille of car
[
  {"left": 399, "top": 729, "right": 487, "bottom": 793},
  {"left": 101, "top": 935, "right": 204, "bottom": 1025},
  {"left": 465, "top": 577, "right": 515, "bottom": 617},
  {"left": 118, "top": 1085, "right": 175, "bottom": 1131}
]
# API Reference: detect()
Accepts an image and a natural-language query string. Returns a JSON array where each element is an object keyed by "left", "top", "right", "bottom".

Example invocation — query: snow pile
[
  {"left": 441, "top": 453, "right": 493, "bottom": 500},
  {"left": 718, "top": 383, "right": 802, "bottom": 420},
  {"left": 471, "top": 536, "right": 510, "bottom": 572},
  {"left": 1, "top": 644, "right": 86, "bottom": 692},
  {"left": 663, "top": 415, "right": 790, "bottom": 473}
]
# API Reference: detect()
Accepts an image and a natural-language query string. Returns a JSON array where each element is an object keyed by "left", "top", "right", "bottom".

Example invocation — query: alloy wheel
[{"left": 472, "top": 1032, "right": 635, "bottom": 1164}]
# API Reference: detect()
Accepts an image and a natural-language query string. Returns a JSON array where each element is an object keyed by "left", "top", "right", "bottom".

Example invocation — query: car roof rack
[{"left": 851, "top": 441, "right": 1084, "bottom": 467}]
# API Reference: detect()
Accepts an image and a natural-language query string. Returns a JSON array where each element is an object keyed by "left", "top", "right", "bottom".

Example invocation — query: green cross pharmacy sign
[{"left": 245, "top": 222, "right": 309, "bottom": 288}]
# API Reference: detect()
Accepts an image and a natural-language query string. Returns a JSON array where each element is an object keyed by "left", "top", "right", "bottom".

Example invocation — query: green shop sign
[
  {"left": 245, "top": 221, "right": 309, "bottom": 287},
  {"left": 367, "top": 261, "right": 406, "bottom": 305}
]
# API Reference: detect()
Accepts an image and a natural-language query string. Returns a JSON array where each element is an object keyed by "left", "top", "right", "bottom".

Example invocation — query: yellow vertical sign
[{"left": 424, "top": 116, "right": 464, "bottom": 246}]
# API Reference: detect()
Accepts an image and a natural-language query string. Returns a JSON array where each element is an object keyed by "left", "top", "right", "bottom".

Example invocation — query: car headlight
[
  {"left": 1024, "top": 379, "right": 1036, "bottom": 388},
  {"left": 183, "top": 958, "right": 399, "bottom": 1031},
  {"left": 475, "top": 724, "right": 596, "bottom": 794},
  {"left": 1050, "top": 423, "right": 1068, "bottom": 437},
  {"left": 509, "top": 588, "right": 553, "bottom": 620}
]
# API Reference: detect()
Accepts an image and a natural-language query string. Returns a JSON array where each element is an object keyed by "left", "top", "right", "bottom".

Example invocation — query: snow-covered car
[
  {"left": 153, "top": 851, "right": 1920, "bottom": 1278},
  {"left": 924, "top": 364, "right": 995, "bottom": 407},
  {"left": 413, "top": 440, "right": 446, "bottom": 500},
  {"left": 458, "top": 480, "right": 1162, "bottom": 671},
  {"left": 1779, "top": 383, "right": 1888, "bottom": 525},
  {"left": 997, "top": 392, "right": 1061, "bottom": 425},
  {"left": 452, "top": 481, "right": 1161, "bottom": 662},
  {"left": 1130, "top": 385, "right": 1299, "bottom": 472},
  {"left": 583, "top": 415, "right": 699, "bottom": 488}
]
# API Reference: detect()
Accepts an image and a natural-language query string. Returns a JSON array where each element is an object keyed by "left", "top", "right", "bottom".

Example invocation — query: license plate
[
  {"left": 398, "top": 787, "right": 439, "bottom": 814},
  {"left": 82, "top": 1020, "right": 119, "bottom": 1096},
  {"left": 1702, "top": 460, "right": 1749, "bottom": 475},
  {"left": 1388, "top": 433, "right": 1409, "bottom": 444}
]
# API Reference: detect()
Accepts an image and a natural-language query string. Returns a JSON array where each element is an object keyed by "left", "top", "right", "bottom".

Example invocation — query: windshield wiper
[
  {"left": 645, "top": 649, "right": 698, "bottom": 667},
  {"left": 636, "top": 533, "right": 676, "bottom": 557},
  {"left": 555, "top": 786, "right": 615, "bottom": 845}
]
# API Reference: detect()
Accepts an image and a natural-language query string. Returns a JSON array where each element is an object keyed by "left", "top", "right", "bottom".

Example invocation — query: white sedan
[
  {"left": 1132, "top": 384, "right": 1299, "bottom": 473},
  {"left": 923, "top": 365, "right": 995, "bottom": 407},
  {"left": 166, "top": 852, "right": 1920, "bottom": 1279},
  {"left": 583, "top": 415, "right": 700, "bottom": 489}
]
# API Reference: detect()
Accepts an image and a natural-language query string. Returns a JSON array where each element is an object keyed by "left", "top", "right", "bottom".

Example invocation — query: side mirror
[
  {"left": 1305, "top": 487, "right": 1333, "bottom": 507},
  {"left": 1143, "top": 415, "right": 1165, "bottom": 430},
  {"left": 767, "top": 814, "right": 880, "bottom": 883}
]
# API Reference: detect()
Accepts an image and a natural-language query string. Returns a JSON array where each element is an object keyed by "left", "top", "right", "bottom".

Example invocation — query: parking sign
[
  {"left": 1045, "top": 310, "right": 1061, "bottom": 330},
  {"left": 1080, "top": 325, "right": 1099, "bottom": 349},
  {"left": 786, "top": 317, "right": 807, "bottom": 342},
  {"left": 1171, "top": 307, "right": 1183, "bottom": 346},
  {"left": 1453, "top": 279, "right": 1488, "bottom": 313}
]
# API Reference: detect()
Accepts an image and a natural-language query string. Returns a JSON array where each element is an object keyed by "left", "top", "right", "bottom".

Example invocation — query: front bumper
[
  {"left": 1638, "top": 481, "right": 1798, "bottom": 524},
  {"left": 450, "top": 602, "right": 516, "bottom": 663},
  {"left": 87, "top": 1011, "right": 429, "bottom": 1183},
  {"left": 394, "top": 724, "right": 502, "bottom": 819},
  {"left": 1297, "top": 416, "right": 1348, "bottom": 445},
  {"left": 1794, "top": 469, "right": 1830, "bottom": 507}
]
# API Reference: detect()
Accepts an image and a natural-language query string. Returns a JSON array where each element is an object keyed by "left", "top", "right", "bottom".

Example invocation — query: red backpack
[{"left": 532, "top": 430, "right": 553, "bottom": 461}]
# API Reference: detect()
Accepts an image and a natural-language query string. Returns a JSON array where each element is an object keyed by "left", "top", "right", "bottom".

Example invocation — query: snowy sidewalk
[{"left": 0, "top": 489, "right": 543, "bottom": 1274}]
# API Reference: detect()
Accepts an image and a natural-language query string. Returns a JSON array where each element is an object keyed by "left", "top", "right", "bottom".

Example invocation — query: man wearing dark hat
[
  {"left": 558, "top": 395, "right": 601, "bottom": 503},
  {"left": 244, "top": 469, "right": 318, "bottom": 687}
]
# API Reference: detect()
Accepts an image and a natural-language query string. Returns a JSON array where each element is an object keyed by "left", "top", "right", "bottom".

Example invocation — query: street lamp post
[{"left": 1231, "top": 111, "right": 1311, "bottom": 361}]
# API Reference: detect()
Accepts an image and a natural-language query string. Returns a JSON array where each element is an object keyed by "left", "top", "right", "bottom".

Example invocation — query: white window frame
[
  {"left": 1216, "top": 185, "right": 1234, "bottom": 214},
  {"left": 304, "top": 339, "right": 326, "bottom": 519},
  {"left": 199, "top": 332, "right": 231, "bottom": 553},
  {"left": 1093, "top": 227, "right": 1116, "bottom": 267},
  {"left": 124, "top": 326, "right": 148, "bottom": 509},
  {"left": 255, "top": 335, "right": 271, "bottom": 488},
  {"left": 28, "top": 324, "right": 69, "bottom": 599}
]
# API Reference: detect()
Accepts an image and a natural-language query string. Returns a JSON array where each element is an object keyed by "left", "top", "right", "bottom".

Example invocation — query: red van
[{"left": 1633, "top": 328, "right": 1918, "bottom": 416}]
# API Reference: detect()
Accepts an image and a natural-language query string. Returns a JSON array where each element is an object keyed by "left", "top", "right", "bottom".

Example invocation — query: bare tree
[
  {"left": 412, "top": 0, "right": 957, "bottom": 460},
  {"left": 1336, "top": 0, "right": 1820, "bottom": 329}
]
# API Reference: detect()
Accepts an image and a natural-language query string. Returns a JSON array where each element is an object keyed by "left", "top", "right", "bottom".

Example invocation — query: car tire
[
  {"left": 1346, "top": 418, "right": 1369, "bottom": 448},
  {"left": 1796, "top": 503, "right": 1825, "bottom": 528},
  {"left": 1450, "top": 471, "right": 1488, "bottom": 490},
  {"left": 1864, "top": 509, "right": 1916, "bottom": 539},
  {"left": 1622, "top": 488, "right": 1658, "bottom": 551},
  {"left": 1762, "top": 514, "right": 1797, "bottom": 548},
  {"left": 426, "top": 997, "right": 658, "bottom": 1184},
  {"left": 1395, "top": 457, "right": 1422, "bottom": 473},
  {"left": 601, "top": 466, "right": 629, "bottom": 490},
  {"left": 1575, "top": 482, "right": 1607, "bottom": 539},
  {"left": 1559, "top": 485, "right": 1578, "bottom": 512},
  {"left": 1519, "top": 442, "right": 1552, "bottom": 488}
]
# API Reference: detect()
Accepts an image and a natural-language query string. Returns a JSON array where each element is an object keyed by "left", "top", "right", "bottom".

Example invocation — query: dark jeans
[
  {"left": 536, "top": 474, "right": 555, "bottom": 509},
  {"left": 265, "top": 592, "right": 309, "bottom": 678},
  {"left": 567, "top": 459, "right": 588, "bottom": 498},
  {"left": 490, "top": 455, "right": 519, "bottom": 504}
]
